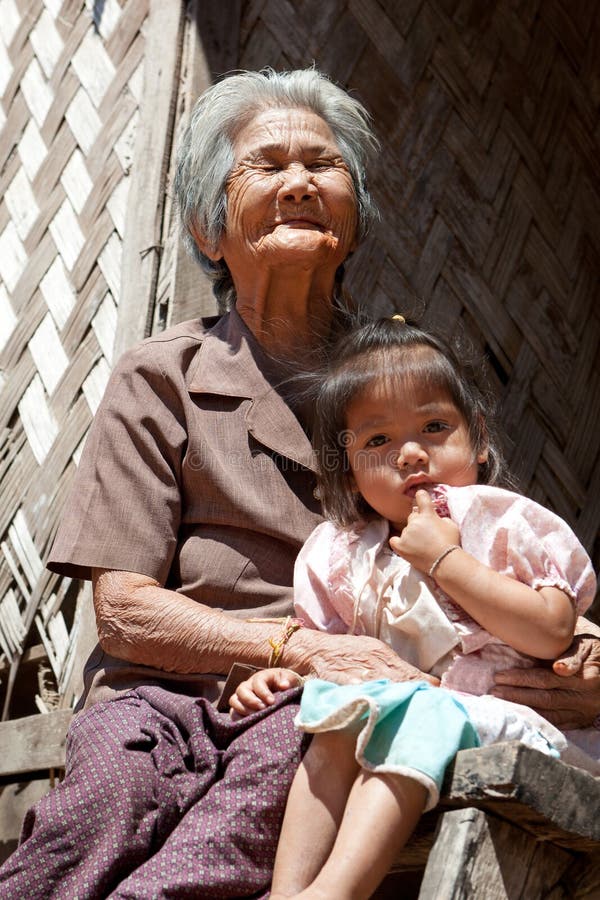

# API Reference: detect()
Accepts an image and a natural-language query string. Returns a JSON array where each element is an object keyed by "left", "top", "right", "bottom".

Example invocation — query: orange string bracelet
[
  {"left": 267, "top": 616, "right": 304, "bottom": 667},
  {"left": 245, "top": 615, "right": 305, "bottom": 667}
]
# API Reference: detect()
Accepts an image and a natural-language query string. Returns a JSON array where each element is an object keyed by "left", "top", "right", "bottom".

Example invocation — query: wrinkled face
[
  {"left": 209, "top": 107, "right": 358, "bottom": 278},
  {"left": 345, "top": 376, "right": 487, "bottom": 532}
]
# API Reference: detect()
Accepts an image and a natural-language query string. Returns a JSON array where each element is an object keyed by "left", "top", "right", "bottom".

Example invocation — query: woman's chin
[{"left": 258, "top": 230, "right": 342, "bottom": 267}]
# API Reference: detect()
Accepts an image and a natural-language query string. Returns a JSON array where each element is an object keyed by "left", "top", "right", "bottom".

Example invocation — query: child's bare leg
[
  {"left": 270, "top": 729, "right": 359, "bottom": 899},
  {"left": 297, "top": 770, "right": 428, "bottom": 900}
]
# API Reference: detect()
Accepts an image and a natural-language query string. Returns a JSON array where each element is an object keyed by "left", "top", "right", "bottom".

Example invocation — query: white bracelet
[{"left": 428, "top": 544, "right": 460, "bottom": 579}]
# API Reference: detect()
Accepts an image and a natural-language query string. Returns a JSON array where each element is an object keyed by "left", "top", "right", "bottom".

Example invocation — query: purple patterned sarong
[{"left": 0, "top": 685, "right": 307, "bottom": 899}]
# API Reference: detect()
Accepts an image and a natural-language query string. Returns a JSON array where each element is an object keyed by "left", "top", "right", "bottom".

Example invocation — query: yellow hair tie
[{"left": 391, "top": 314, "right": 406, "bottom": 323}]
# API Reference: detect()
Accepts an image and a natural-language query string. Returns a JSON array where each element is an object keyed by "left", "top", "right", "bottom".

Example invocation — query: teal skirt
[{"left": 296, "top": 679, "right": 479, "bottom": 810}]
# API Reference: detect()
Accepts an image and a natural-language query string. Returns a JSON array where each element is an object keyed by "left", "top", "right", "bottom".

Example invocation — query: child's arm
[
  {"left": 229, "top": 667, "right": 303, "bottom": 717},
  {"left": 390, "top": 490, "right": 576, "bottom": 659}
]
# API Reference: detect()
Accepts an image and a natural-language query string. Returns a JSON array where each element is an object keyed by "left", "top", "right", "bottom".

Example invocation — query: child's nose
[{"left": 395, "top": 441, "right": 428, "bottom": 468}]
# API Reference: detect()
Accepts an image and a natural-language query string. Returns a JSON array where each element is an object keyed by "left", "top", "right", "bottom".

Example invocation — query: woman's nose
[
  {"left": 278, "top": 165, "right": 317, "bottom": 203},
  {"left": 394, "top": 442, "right": 428, "bottom": 468}
]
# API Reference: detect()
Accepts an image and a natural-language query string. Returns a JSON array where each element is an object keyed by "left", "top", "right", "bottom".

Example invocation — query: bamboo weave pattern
[{"left": 0, "top": 0, "right": 148, "bottom": 717}]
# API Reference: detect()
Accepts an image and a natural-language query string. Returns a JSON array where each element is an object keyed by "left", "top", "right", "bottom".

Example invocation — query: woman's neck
[{"left": 234, "top": 265, "right": 337, "bottom": 358}]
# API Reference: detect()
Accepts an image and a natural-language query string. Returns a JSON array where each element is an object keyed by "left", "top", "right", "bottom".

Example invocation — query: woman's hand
[
  {"left": 389, "top": 490, "right": 460, "bottom": 573},
  {"left": 229, "top": 668, "right": 303, "bottom": 717},
  {"left": 288, "top": 630, "right": 439, "bottom": 686},
  {"left": 491, "top": 633, "right": 600, "bottom": 729}
]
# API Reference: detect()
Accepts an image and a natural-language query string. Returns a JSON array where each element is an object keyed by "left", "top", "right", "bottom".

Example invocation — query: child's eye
[
  {"left": 365, "top": 434, "right": 389, "bottom": 447},
  {"left": 423, "top": 421, "right": 449, "bottom": 433}
]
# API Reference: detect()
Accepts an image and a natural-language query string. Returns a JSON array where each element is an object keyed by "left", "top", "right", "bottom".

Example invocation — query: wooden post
[
  {"left": 115, "top": 0, "right": 187, "bottom": 356},
  {"left": 418, "top": 807, "right": 574, "bottom": 899}
]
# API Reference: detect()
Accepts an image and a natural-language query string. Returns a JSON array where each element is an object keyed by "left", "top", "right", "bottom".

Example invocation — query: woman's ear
[{"left": 189, "top": 224, "right": 223, "bottom": 262}]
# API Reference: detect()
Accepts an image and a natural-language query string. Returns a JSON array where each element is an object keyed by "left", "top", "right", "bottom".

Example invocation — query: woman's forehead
[{"left": 232, "top": 107, "right": 340, "bottom": 159}]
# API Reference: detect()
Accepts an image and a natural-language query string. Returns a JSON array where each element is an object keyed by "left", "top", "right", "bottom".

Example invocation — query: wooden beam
[
  {"left": 392, "top": 741, "right": 600, "bottom": 872},
  {"left": 167, "top": 0, "right": 217, "bottom": 327},
  {"left": 442, "top": 741, "right": 600, "bottom": 852},
  {"left": 115, "top": 0, "right": 187, "bottom": 356},
  {"left": 417, "top": 807, "right": 574, "bottom": 899},
  {"left": 0, "top": 644, "right": 47, "bottom": 676},
  {"left": 0, "top": 710, "right": 72, "bottom": 777}
]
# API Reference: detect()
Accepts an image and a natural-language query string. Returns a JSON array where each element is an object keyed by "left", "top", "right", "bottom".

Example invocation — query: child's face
[{"left": 344, "top": 378, "right": 487, "bottom": 532}]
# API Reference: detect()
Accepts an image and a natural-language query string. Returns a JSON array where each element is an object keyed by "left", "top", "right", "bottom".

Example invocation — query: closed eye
[{"left": 245, "top": 153, "right": 281, "bottom": 172}]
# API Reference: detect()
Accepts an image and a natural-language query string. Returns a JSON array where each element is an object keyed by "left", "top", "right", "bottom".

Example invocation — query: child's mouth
[{"left": 404, "top": 481, "right": 431, "bottom": 498}]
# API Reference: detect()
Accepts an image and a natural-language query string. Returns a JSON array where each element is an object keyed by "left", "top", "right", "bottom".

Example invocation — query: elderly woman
[{"left": 1, "top": 68, "right": 599, "bottom": 900}]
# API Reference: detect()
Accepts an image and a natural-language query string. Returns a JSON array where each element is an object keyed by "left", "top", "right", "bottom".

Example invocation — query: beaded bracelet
[{"left": 428, "top": 544, "right": 460, "bottom": 579}]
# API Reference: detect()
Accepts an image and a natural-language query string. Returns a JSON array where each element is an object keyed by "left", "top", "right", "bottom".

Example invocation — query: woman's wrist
[{"left": 279, "top": 626, "right": 329, "bottom": 676}]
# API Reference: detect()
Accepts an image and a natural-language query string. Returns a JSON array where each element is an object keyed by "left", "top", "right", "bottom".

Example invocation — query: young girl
[{"left": 230, "top": 317, "right": 598, "bottom": 900}]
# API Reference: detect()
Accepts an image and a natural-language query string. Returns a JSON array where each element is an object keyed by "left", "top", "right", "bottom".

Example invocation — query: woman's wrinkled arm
[
  {"left": 92, "top": 568, "right": 436, "bottom": 684},
  {"left": 93, "top": 568, "right": 280, "bottom": 674}
]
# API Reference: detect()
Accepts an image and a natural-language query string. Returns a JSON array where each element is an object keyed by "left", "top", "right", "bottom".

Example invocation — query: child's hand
[
  {"left": 390, "top": 489, "right": 461, "bottom": 573},
  {"left": 229, "top": 667, "right": 303, "bottom": 718}
]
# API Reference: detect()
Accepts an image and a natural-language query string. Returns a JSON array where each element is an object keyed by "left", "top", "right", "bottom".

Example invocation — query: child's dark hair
[{"left": 313, "top": 316, "right": 509, "bottom": 525}]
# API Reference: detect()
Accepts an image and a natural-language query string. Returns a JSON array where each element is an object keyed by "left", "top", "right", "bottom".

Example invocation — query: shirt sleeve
[
  {"left": 47, "top": 340, "right": 188, "bottom": 584},
  {"left": 448, "top": 485, "right": 597, "bottom": 616},
  {"left": 293, "top": 522, "right": 350, "bottom": 633}
]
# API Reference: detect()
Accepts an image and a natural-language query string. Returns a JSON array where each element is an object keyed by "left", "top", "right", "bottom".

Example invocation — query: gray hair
[{"left": 174, "top": 68, "right": 379, "bottom": 309}]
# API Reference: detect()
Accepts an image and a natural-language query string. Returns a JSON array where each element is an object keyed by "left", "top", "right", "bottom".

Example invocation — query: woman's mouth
[{"left": 279, "top": 218, "right": 324, "bottom": 230}]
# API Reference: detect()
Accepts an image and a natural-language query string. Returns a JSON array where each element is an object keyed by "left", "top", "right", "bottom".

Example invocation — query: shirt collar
[{"left": 187, "top": 308, "right": 317, "bottom": 472}]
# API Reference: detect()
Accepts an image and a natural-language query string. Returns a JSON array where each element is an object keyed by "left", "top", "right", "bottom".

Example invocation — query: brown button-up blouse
[{"left": 48, "top": 309, "right": 323, "bottom": 705}]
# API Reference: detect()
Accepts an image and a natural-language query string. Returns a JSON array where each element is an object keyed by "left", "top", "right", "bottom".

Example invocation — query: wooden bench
[
  {"left": 0, "top": 708, "right": 72, "bottom": 863},
  {"left": 389, "top": 741, "right": 600, "bottom": 899},
  {"left": 1, "top": 716, "right": 598, "bottom": 897}
]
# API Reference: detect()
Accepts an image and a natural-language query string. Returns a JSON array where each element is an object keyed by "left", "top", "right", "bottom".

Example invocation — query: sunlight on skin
[{"left": 195, "top": 107, "right": 359, "bottom": 357}]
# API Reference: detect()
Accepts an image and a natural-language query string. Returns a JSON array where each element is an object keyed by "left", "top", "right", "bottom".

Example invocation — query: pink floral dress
[{"left": 294, "top": 484, "right": 599, "bottom": 775}]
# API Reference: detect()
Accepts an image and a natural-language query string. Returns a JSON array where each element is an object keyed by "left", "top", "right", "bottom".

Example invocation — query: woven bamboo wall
[
  {"left": 0, "top": 0, "right": 149, "bottom": 718},
  {"left": 228, "top": 0, "right": 600, "bottom": 609},
  {"left": 166, "top": 0, "right": 600, "bottom": 605},
  {"left": 0, "top": 0, "right": 598, "bottom": 725}
]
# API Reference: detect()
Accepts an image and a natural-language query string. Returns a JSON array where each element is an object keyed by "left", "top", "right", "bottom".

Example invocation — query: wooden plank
[
  {"left": 58, "top": 581, "right": 98, "bottom": 710},
  {"left": 0, "top": 643, "right": 46, "bottom": 676},
  {"left": 391, "top": 741, "right": 600, "bottom": 872},
  {"left": 442, "top": 741, "right": 600, "bottom": 851},
  {"left": 0, "top": 709, "right": 72, "bottom": 776},
  {"left": 166, "top": 0, "right": 219, "bottom": 326},
  {"left": 115, "top": 0, "right": 186, "bottom": 357},
  {"left": 417, "top": 807, "right": 573, "bottom": 900}
]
